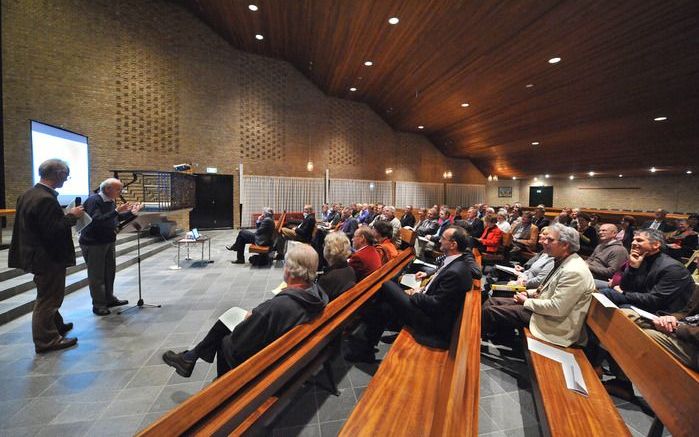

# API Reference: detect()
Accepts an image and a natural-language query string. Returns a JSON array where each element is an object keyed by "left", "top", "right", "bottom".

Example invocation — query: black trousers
[
  {"left": 481, "top": 297, "right": 532, "bottom": 338},
  {"left": 232, "top": 230, "right": 256, "bottom": 261},
  {"left": 192, "top": 320, "right": 232, "bottom": 376},
  {"left": 32, "top": 264, "right": 67, "bottom": 348}
]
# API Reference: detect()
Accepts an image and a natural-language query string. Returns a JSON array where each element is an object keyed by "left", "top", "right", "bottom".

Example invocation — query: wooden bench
[
  {"left": 586, "top": 298, "right": 699, "bottom": 437},
  {"left": 248, "top": 212, "right": 286, "bottom": 257},
  {"left": 340, "top": 251, "right": 483, "bottom": 436},
  {"left": 523, "top": 328, "right": 630, "bottom": 436},
  {"left": 399, "top": 226, "right": 417, "bottom": 250},
  {"left": 138, "top": 249, "right": 414, "bottom": 436}
]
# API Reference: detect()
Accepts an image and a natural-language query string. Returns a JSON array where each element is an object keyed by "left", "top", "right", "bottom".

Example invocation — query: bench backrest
[
  {"left": 274, "top": 212, "right": 287, "bottom": 234},
  {"left": 139, "top": 249, "right": 414, "bottom": 436},
  {"left": 586, "top": 298, "right": 699, "bottom": 436},
  {"left": 400, "top": 227, "right": 417, "bottom": 247}
]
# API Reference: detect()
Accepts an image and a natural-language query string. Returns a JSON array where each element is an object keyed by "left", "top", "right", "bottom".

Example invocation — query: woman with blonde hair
[{"left": 318, "top": 232, "right": 357, "bottom": 301}]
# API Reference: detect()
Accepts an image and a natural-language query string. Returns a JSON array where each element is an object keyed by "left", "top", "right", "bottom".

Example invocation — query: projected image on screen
[{"left": 31, "top": 120, "right": 90, "bottom": 205}]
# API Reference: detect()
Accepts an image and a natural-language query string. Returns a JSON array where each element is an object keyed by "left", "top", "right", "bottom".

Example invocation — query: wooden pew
[
  {"left": 340, "top": 251, "right": 483, "bottom": 437},
  {"left": 399, "top": 226, "right": 417, "bottom": 250},
  {"left": 523, "top": 328, "right": 630, "bottom": 436},
  {"left": 138, "top": 249, "right": 414, "bottom": 436},
  {"left": 586, "top": 298, "right": 699, "bottom": 437}
]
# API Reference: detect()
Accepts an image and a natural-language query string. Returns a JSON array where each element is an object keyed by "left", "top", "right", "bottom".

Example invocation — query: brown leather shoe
[{"left": 35, "top": 336, "right": 78, "bottom": 354}]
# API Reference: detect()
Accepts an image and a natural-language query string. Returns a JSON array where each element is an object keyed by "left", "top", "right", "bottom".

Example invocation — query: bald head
[{"left": 99, "top": 178, "right": 123, "bottom": 200}]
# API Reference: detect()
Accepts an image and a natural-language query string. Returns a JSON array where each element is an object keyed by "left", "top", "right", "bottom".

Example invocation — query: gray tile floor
[{"left": 0, "top": 230, "right": 665, "bottom": 436}]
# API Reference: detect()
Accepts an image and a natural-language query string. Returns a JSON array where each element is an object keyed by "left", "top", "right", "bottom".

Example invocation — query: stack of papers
[
  {"left": 400, "top": 274, "right": 422, "bottom": 289},
  {"left": 527, "top": 337, "right": 589, "bottom": 396},
  {"left": 491, "top": 284, "right": 526, "bottom": 293},
  {"left": 592, "top": 293, "right": 618, "bottom": 309},
  {"left": 495, "top": 264, "right": 519, "bottom": 276},
  {"left": 218, "top": 306, "right": 248, "bottom": 331},
  {"left": 412, "top": 259, "right": 437, "bottom": 270},
  {"left": 630, "top": 305, "right": 659, "bottom": 321}
]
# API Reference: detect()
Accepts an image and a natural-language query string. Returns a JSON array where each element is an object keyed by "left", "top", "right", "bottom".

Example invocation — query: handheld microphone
[{"left": 75, "top": 197, "right": 82, "bottom": 207}]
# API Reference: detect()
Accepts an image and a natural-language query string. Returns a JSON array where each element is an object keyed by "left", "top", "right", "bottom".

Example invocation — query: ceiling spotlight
[
  {"left": 525, "top": 83, "right": 534, "bottom": 88},
  {"left": 687, "top": 170, "right": 693, "bottom": 174},
  {"left": 461, "top": 103, "right": 469, "bottom": 107},
  {"left": 248, "top": 4, "right": 259, "bottom": 11},
  {"left": 417, "top": 125, "right": 424, "bottom": 129},
  {"left": 512, "top": 176, "right": 517, "bottom": 180},
  {"left": 534, "top": 177, "right": 538, "bottom": 181},
  {"left": 545, "top": 174, "right": 550, "bottom": 178},
  {"left": 618, "top": 174, "right": 623, "bottom": 178},
  {"left": 588, "top": 171, "right": 595, "bottom": 177},
  {"left": 388, "top": 17, "right": 399, "bottom": 25},
  {"left": 654, "top": 116, "right": 667, "bottom": 121},
  {"left": 650, "top": 167, "right": 657, "bottom": 173},
  {"left": 349, "top": 87, "right": 357, "bottom": 92},
  {"left": 531, "top": 141, "right": 540, "bottom": 146},
  {"left": 364, "top": 61, "right": 374, "bottom": 66},
  {"left": 255, "top": 34, "right": 264, "bottom": 40},
  {"left": 548, "top": 57, "right": 562, "bottom": 64},
  {"left": 569, "top": 175, "right": 575, "bottom": 180}
]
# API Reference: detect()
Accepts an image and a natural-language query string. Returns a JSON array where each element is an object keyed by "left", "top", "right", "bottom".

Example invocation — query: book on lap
[{"left": 218, "top": 307, "right": 248, "bottom": 331}]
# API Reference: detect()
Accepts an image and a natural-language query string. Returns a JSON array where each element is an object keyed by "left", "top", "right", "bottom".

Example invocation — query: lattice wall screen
[
  {"left": 239, "top": 55, "right": 287, "bottom": 161},
  {"left": 446, "top": 184, "right": 486, "bottom": 207},
  {"left": 115, "top": 3, "right": 179, "bottom": 155},
  {"left": 328, "top": 100, "right": 362, "bottom": 166},
  {"left": 241, "top": 175, "right": 324, "bottom": 227},
  {"left": 328, "top": 179, "right": 393, "bottom": 206},
  {"left": 395, "top": 182, "right": 445, "bottom": 208}
]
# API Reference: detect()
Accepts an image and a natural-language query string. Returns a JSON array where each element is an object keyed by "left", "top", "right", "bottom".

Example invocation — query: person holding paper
[
  {"left": 79, "top": 178, "right": 142, "bottom": 316},
  {"left": 482, "top": 224, "right": 596, "bottom": 347},
  {"left": 162, "top": 244, "right": 328, "bottom": 377},
  {"left": 9, "top": 159, "right": 85, "bottom": 353}
]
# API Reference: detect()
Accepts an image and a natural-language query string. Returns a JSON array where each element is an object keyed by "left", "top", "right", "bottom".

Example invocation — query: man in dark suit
[
  {"left": 9, "top": 159, "right": 84, "bottom": 353},
  {"left": 277, "top": 204, "right": 316, "bottom": 259},
  {"left": 227, "top": 207, "right": 275, "bottom": 264},
  {"left": 642, "top": 208, "right": 677, "bottom": 233},
  {"left": 347, "top": 226, "right": 475, "bottom": 361},
  {"left": 533, "top": 205, "right": 551, "bottom": 230},
  {"left": 400, "top": 205, "right": 416, "bottom": 228},
  {"left": 80, "top": 178, "right": 142, "bottom": 315}
]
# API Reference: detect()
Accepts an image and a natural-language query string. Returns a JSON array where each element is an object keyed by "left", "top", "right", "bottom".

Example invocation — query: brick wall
[{"left": 2, "top": 0, "right": 485, "bottom": 228}]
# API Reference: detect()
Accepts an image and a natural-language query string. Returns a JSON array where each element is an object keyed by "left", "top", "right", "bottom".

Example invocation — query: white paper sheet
[
  {"left": 592, "top": 293, "right": 618, "bottom": 309},
  {"left": 630, "top": 305, "right": 659, "bottom": 321},
  {"left": 218, "top": 306, "right": 248, "bottom": 331},
  {"left": 417, "top": 236, "right": 431, "bottom": 243},
  {"left": 400, "top": 274, "right": 422, "bottom": 289},
  {"left": 495, "top": 264, "right": 519, "bottom": 276},
  {"left": 412, "top": 259, "right": 437, "bottom": 270},
  {"left": 65, "top": 199, "right": 92, "bottom": 234},
  {"left": 527, "top": 337, "right": 589, "bottom": 396}
]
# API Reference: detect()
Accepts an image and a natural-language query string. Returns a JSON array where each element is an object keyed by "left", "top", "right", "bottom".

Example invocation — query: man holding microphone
[{"left": 80, "top": 178, "right": 142, "bottom": 315}]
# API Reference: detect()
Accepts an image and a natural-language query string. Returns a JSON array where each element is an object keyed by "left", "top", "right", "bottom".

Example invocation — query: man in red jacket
[{"left": 348, "top": 227, "right": 382, "bottom": 280}]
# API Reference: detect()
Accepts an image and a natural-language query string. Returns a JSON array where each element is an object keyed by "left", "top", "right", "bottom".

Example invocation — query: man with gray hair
[
  {"left": 482, "top": 223, "right": 596, "bottom": 347},
  {"left": 80, "top": 178, "right": 142, "bottom": 315},
  {"left": 600, "top": 228, "right": 693, "bottom": 313},
  {"left": 226, "top": 206, "right": 275, "bottom": 264},
  {"left": 162, "top": 244, "right": 328, "bottom": 377},
  {"left": 9, "top": 159, "right": 85, "bottom": 353}
]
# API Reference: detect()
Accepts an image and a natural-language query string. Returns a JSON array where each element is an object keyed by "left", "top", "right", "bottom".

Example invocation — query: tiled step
[{"left": 0, "top": 233, "right": 181, "bottom": 325}]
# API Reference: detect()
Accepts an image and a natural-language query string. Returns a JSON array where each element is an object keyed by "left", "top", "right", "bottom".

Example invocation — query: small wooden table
[{"left": 175, "top": 235, "right": 211, "bottom": 268}]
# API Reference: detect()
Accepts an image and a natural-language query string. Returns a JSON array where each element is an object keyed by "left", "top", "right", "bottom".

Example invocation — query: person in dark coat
[
  {"left": 276, "top": 204, "right": 316, "bottom": 259},
  {"left": 80, "top": 178, "right": 141, "bottom": 315},
  {"left": 641, "top": 208, "right": 677, "bottom": 233},
  {"left": 400, "top": 205, "right": 416, "bottom": 228},
  {"left": 227, "top": 207, "right": 276, "bottom": 264},
  {"left": 8, "top": 159, "right": 85, "bottom": 353},
  {"left": 317, "top": 232, "right": 356, "bottom": 301},
  {"left": 601, "top": 229, "right": 694, "bottom": 314},
  {"left": 162, "top": 244, "right": 328, "bottom": 378},
  {"left": 347, "top": 226, "right": 474, "bottom": 361}
]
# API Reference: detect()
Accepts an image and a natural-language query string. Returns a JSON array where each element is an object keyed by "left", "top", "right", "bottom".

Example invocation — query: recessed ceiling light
[
  {"left": 531, "top": 141, "right": 540, "bottom": 146},
  {"left": 588, "top": 171, "right": 595, "bottom": 177},
  {"left": 569, "top": 175, "right": 575, "bottom": 180},
  {"left": 548, "top": 57, "right": 562, "bottom": 64},
  {"left": 687, "top": 170, "right": 693, "bottom": 174},
  {"left": 417, "top": 125, "right": 424, "bottom": 129},
  {"left": 650, "top": 167, "right": 657, "bottom": 173},
  {"left": 545, "top": 174, "right": 550, "bottom": 178},
  {"left": 618, "top": 174, "right": 623, "bottom": 178},
  {"left": 349, "top": 87, "right": 357, "bottom": 92},
  {"left": 364, "top": 61, "right": 373, "bottom": 66},
  {"left": 654, "top": 116, "right": 667, "bottom": 121},
  {"left": 255, "top": 34, "right": 264, "bottom": 40},
  {"left": 248, "top": 4, "right": 259, "bottom": 11},
  {"left": 512, "top": 176, "right": 517, "bottom": 180},
  {"left": 388, "top": 17, "right": 399, "bottom": 25},
  {"left": 534, "top": 177, "right": 538, "bottom": 181},
  {"left": 461, "top": 103, "right": 469, "bottom": 107},
  {"left": 525, "top": 83, "right": 534, "bottom": 88}
]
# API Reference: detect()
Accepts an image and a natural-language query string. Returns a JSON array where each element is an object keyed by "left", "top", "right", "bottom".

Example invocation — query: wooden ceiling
[{"left": 181, "top": 0, "right": 699, "bottom": 178}]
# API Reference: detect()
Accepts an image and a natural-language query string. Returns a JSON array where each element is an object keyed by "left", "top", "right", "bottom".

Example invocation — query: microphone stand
[{"left": 118, "top": 221, "right": 162, "bottom": 314}]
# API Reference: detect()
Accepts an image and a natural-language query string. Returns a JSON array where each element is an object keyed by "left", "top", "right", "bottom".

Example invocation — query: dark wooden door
[
  {"left": 189, "top": 174, "right": 234, "bottom": 229},
  {"left": 529, "top": 186, "right": 553, "bottom": 207}
]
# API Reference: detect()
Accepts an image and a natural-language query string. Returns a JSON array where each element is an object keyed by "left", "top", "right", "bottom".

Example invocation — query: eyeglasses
[{"left": 542, "top": 237, "right": 560, "bottom": 243}]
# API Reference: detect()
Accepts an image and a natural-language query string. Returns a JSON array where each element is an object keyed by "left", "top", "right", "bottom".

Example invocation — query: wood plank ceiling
[{"left": 181, "top": 0, "right": 699, "bottom": 179}]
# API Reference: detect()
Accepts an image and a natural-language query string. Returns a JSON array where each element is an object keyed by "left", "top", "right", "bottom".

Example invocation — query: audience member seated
[
  {"left": 374, "top": 220, "right": 398, "bottom": 263},
  {"left": 474, "top": 217, "right": 504, "bottom": 254},
  {"left": 496, "top": 210, "right": 511, "bottom": 233},
  {"left": 510, "top": 212, "right": 539, "bottom": 257},
  {"left": 161, "top": 244, "right": 328, "bottom": 378},
  {"left": 417, "top": 208, "right": 453, "bottom": 259},
  {"left": 688, "top": 213, "right": 699, "bottom": 232},
  {"left": 600, "top": 229, "right": 694, "bottom": 314},
  {"left": 508, "top": 204, "right": 522, "bottom": 224},
  {"left": 400, "top": 205, "right": 416, "bottom": 228},
  {"left": 666, "top": 219, "right": 698, "bottom": 259},
  {"left": 501, "top": 227, "right": 554, "bottom": 289},
  {"left": 347, "top": 226, "right": 475, "bottom": 362},
  {"left": 589, "top": 213, "right": 601, "bottom": 231},
  {"left": 462, "top": 207, "right": 484, "bottom": 238},
  {"left": 349, "top": 227, "right": 383, "bottom": 281},
  {"left": 320, "top": 203, "right": 334, "bottom": 222},
  {"left": 482, "top": 224, "right": 595, "bottom": 347},
  {"left": 616, "top": 215, "right": 636, "bottom": 251},
  {"left": 317, "top": 232, "right": 357, "bottom": 301},
  {"left": 338, "top": 207, "right": 359, "bottom": 240},
  {"left": 576, "top": 213, "right": 599, "bottom": 256},
  {"left": 371, "top": 205, "right": 401, "bottom": 246},
  {"left": 358, "top": 203, "right": 374, "bottom": 225},
  {"left": 412, "top": 207, "right": 427, "bottom": 230},
  {"left": 277, "top": 204, "right": 316, "bottom": 259},
  {"left": 226, "top": 207, "right": 276, "bottom": 264},
  {"left": 416, "top": 207, "right": 439, "bottom": 237},
  {"left": 586, "top": 223, "right": 629, "bottom": 289},
  {"left": 642, "top": 208, "right": 677, "bottom": 232},
  {"left": 552, "top": 209, "right": 571, "bottom": 226},
  {"left": 533, "top": 205, "right": 550, "bottom": 229},
  {"left": 569, "top": 208, "right": 580, "bottom": 229}
]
